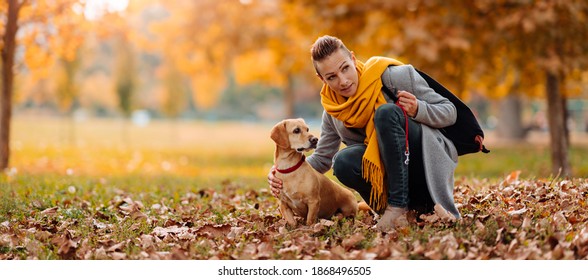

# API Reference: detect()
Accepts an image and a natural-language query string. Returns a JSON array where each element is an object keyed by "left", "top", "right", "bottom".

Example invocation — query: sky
[{"left": 79, "top": 0, "right": 129, "bottom": 20}]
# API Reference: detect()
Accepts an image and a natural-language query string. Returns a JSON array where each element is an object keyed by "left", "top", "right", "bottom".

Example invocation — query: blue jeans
[{"left": 333, "top": 103, "right": 433, "bottom": 214}]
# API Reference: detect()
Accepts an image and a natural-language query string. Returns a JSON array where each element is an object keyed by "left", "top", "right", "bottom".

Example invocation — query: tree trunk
[
  {"left": 545, "top": 71, "right": 571, "bottom": 176},
  {"left": 0, "top": 0, "right": 21, "bottom": 170},
  {"left": 496, "top": 94, "right": 526, "bottom": 140}
]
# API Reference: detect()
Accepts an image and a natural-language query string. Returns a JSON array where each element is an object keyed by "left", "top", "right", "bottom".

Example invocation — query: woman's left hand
[{"left": 396, "top": 90, "right": 418, "bottom": 117}]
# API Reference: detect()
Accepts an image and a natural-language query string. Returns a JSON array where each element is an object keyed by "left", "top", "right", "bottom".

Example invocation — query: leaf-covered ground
[{"left": 1, "top": 173, "right": 587, "bottom": 260}]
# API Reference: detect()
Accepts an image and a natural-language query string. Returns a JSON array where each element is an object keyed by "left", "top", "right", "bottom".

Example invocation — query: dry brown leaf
[
  {"left": 419, "top": 212, "right": 439, "bottom": 223},
  {"left": 424, "top": 249, "right": 442, "bottom": 260},
  {"left": 171, "top": 247, "right": 189, "bottom": 260},
  {"left": 93, "top": 247, "right": 108, "bottom": 260},
  {"left": 510, "top": 215, "right": 523, "bottom": 227},
  {"left": 227, "top": 226, "right": 244, "bottom": 240},
  {"left": 34, "top": 231, "right": 53, "bottom": 242},
  {"left": 106, "top": 241, "right": 126, "bottom": 252},
  {"left": 40, "top": 206, "right": 58, "bottom": 215},
  {"left": 410, "top": 240, "right": 424, "bottom": 255},
  {"left": 130, "top": 210, "right": 148, "bottom": 220},
  {"left": 507, "top": 207, "right": 527, "bottom": 216},
  {"left": 52, "top": 233, "right": 77, "bottom": 259},
  {"left": 316, "top": 250, "right": 332, "bottom": 260},
  {"left": 110, "top": 252, "right": 127, "bottom": 260},
  {"left": 319, "top": 219, "right": 335, "bottom": 227},
  {"left": 152, "top": 226, "right": 188, "bottom": 237},
  {"left": 521, "top": 217, "right": 532, "bottom": 229},
  {"left": 434, "top": 204, "right": 457, "bottom": 222},
  {"left": 194, "top": 224, "right": 231, "bottom": 238},
  {"left": 342, "top": 233, "right": 365, "bottom": 250},
  {"left": 553, "top": 211, "right": 570, "bottom": 229},
  {"left": 329, "top": 245, "right": 347, "bottom": 259},
  {"left": 139, "top": 234, "right": 154, "bottom": 249},
  {"left": 256, "top": 242, "right": 273, "bottom": 259},
  {"left": 474, "top": 219, "right": 485, "bottom": 232}
]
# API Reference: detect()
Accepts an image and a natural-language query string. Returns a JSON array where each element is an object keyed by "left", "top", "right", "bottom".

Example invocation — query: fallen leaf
[
  {"left": 194, "top": 224, "right": 231, "bottom": 238},
  {"left": 106, "top": 241, "right": 126, "bottom": 252},
  {"left": 111, "top": 252, "right": 126, "bottom": 260},
  {"left": 507, "top": 207, "right": 528, "bottom": 216},
  {"left": 434, "top": 204, "right": 457, "bottom": 222},
  {"left": 521, "top": 217, "right": 532, "bottom": 229},
  {"left": 41, "top": 207, "right": 59, "bottom": 215},
  {"left": 503, "top": 170, "right": 521, "bottom": 185},
  {"left": 342, "top": 233, "right": 365, "bottom": 250}
]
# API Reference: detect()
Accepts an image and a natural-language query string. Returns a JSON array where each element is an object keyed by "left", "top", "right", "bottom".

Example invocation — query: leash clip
[{"left": 404, "top": 150, "right": 410, "bottom": 165}]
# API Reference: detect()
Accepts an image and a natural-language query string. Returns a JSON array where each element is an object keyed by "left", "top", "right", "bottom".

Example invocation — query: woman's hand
[
  {"left": 267, "top": 166, "right": 283, "bottom": 198},
  {"left": 397, "top": 90, "right": 419, "bottom": 117}
]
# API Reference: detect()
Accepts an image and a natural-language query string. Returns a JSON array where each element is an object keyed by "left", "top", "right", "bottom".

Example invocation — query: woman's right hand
[{"left": 267, "top": 166, "right": 283, "bottom": 198}]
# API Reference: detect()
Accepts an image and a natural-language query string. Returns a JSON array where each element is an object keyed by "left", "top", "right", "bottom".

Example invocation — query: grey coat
[{"left": 307, "top": 64, "right": 461, "bottom": 218}]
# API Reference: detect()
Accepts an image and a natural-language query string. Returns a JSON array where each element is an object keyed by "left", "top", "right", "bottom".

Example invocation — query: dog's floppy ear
[{"left": 270, "top": 120, "right": 289, "bottom": 148}]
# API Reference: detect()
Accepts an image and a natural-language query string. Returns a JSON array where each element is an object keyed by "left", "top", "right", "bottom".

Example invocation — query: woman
[{"left": 268, "top": 35, "right": 459, "bottom": 231}]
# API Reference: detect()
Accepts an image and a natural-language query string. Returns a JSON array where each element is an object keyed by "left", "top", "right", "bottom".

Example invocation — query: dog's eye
[{"left": 293, "top": 128, "right": 301, "bottom": 134}]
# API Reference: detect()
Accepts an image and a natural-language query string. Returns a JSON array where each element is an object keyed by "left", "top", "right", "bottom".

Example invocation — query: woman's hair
[{"left": 310, "top": 35, "right": 352, "bottom": 75}]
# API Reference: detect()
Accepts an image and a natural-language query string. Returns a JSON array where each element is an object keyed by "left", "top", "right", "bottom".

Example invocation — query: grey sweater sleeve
[
  {"left": 306, "top": 110, "right": 342, "bottom": 174},
  {"left": 383, "top": 65, "right": 457, "bottom": 128}
]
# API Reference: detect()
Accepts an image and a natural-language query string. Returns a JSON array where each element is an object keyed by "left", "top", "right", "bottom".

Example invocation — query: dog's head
[{"left": 270, "top": 118, "right": 318, "bottom": 153}]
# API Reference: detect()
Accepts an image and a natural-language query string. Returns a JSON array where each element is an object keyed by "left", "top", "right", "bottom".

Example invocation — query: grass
[
  {"left": 1, "top": 117, "right": 588, "bottom": 260},
  {"left": 9, "top": 117, "right": 588, "bottom": 180},
  {"left": 456, "top": 145, "right": 588, "bottom": 178}
]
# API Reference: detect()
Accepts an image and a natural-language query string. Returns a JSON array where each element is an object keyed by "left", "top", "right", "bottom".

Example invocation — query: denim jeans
[{"left": 333, "top": 103, "right": 434, "bottom": 214}]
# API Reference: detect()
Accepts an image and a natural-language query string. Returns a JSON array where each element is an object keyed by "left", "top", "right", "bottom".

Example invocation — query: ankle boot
[{"left": 375, "top": 205, "right": 408, "bottom": 232}]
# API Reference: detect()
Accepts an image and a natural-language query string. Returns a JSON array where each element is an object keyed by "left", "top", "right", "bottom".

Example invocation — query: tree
[
  {"left": 476, "top": 0, "right": 588, "bottom": 176},
  {"left": 160, "top": 62, "right": 188, "bottom": 119},
  {"left": 114, "top": 35, "right": 136, "bottom": 119},
  {"left": 0, "top": 0, "right": 23, "bottom": 170},
  {"left": 1, "top": 0, "right": 86, "bottom": 170},
  {"left": 146, "top": 0, "right": 245, "bottom": 110},
  {"left": 145, "top": 0, "right": 319, "bottom": 118}
]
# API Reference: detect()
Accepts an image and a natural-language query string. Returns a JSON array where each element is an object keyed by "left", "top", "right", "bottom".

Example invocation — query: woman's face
[{"left": 315, "top": 49, "right": 358, "bottom": 98}]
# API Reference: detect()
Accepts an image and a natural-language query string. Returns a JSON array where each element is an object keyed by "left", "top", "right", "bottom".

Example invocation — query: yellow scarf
[{"left": 320, "top": 56, "right": 403, "bottom": 213}]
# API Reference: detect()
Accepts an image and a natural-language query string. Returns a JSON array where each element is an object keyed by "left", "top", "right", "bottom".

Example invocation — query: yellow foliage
[
  {"left": 174, "top": 50, "right": 206, "bottom": 76},
  {"left": 78, "top": 72, "right": 117, "bottom": 109},
  {"left": 189, "top": 72, "right": 225, "bottom": 110},
  {"left": 494, "top": 69, "right": 517, "bottom": 99},
  {"left": 14, "top": 75, "right": 54, "bottom": 105},
  {"left": 233, "top": 50, "right": 286, "bottom": 87},
  {"left": 530, "top": 83, "right": 544, "bottom": 98},
  {"left": 564, "top": 69, "right": 588, "bottom": 98},
  {"left": 7, "top": 0, "right": 587, "bottom": 116},
  {"left": 23, "top": 44, "right": 54, "bottom": 81}
]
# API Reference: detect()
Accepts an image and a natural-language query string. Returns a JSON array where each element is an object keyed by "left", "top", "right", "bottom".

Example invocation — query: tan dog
[{"left": 270, "top": 118, "right": 361, "bottom": 227}]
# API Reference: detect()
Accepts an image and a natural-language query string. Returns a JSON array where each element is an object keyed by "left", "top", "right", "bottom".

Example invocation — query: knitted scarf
[{"left": 320, "top": 56, "right": 403, "bottom": 213}]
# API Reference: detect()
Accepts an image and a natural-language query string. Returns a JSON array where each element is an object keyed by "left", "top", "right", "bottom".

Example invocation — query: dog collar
[{"left": 276, "top": 155, "right": 306, "bottom": 174}]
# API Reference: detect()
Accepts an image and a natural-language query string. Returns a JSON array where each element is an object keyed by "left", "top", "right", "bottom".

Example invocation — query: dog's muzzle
[{"left": 296, "top": 137, "right": 318, "bottom": 152}]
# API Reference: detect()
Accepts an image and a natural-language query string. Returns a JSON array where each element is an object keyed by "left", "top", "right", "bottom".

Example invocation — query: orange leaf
[{"left": 504, "top": 170, "right": 521, "bottom": 185}]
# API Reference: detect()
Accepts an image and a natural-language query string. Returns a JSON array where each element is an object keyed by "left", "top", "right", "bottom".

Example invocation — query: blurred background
[{"left": 1, "top": 0, "right": 588, "bottom": 178}]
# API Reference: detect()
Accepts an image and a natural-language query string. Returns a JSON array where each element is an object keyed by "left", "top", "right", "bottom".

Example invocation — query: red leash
[
  {"left": 384, "top": 86, "right": 410, "bottom": 165},
  {"left": 393, "top": 88, "right": 410, "bottom": 165},
  {"left": 395, "top": 101, "right": 410, "bottom": 165}
]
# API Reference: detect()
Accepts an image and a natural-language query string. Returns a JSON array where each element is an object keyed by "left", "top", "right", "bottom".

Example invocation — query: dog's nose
[{"left": 310, "top": 137, "right": 318, "bottom": 145}]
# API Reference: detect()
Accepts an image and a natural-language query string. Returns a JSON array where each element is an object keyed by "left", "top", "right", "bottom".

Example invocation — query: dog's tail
[{"left": 358, "top": 201, "right": 372, "bottom": 213}]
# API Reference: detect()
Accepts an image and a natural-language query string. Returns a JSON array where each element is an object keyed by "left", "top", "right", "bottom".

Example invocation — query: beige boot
[{"left": 375, "top": 205, "right": 408, "bottom": 232}]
